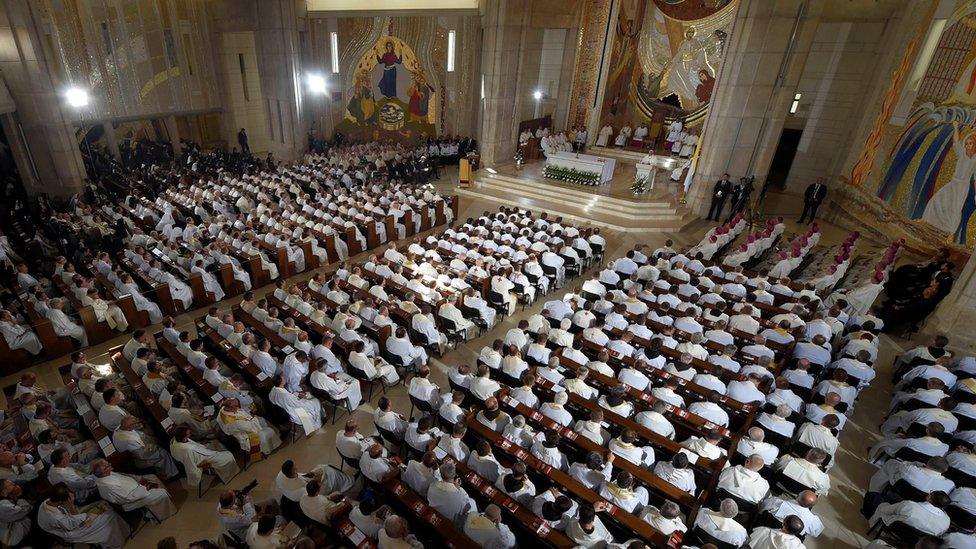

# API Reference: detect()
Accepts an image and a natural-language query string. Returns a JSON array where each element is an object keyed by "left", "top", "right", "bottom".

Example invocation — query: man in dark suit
[
  {"left": 799, "top": 177, "right": 828, "bottom": 223},
  {"left": 707, "top": 173, "right": 732, "bottom": 221},
  {"left": 728, "top": 177, "right": 754, "bottom": 221},
  {"left": 237, "top": 128, "right": 250, "bottom": 154}
]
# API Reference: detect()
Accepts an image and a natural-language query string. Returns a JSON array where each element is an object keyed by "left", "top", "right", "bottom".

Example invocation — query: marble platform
[{"left": 458, "top": 157, "right": 699, "bottom": 232}]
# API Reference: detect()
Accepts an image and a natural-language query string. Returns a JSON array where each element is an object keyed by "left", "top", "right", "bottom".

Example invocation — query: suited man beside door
[
  {"left": 707, "top": 173, "right": 733, "bottom": 222},
  {"left": 799, "top": 177, "right": 828, "bottom": 224}
]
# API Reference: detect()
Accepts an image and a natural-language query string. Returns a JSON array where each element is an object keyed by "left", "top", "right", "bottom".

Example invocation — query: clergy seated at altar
[{"left": 91, "top": 459, "right": 177, "bottom": 521}]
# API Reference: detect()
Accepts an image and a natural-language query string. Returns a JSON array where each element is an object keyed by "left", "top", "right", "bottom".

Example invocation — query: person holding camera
[{"left": 216, "top": 479, "right": 269, "bottom": 540}]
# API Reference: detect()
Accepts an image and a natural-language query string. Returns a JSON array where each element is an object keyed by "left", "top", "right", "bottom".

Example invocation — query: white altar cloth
[{"left": 546, "top": 151, "right": 616, "bottom": 183}]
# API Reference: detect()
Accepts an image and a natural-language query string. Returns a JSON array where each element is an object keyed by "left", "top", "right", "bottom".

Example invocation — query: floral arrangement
[
  {"left": 630, "top": 176, "right": 649, "bottom": 195},
  {"left": 514, "top": 148, "right": 523, "bottom": 167},
  {"left": 543, "top": 164, "right": 601, "bottom": 186}
]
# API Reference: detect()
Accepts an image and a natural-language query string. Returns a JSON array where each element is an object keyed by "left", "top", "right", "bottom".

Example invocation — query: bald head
[{"left": 797, "top": 490, "right": 818, "bottom": 508}]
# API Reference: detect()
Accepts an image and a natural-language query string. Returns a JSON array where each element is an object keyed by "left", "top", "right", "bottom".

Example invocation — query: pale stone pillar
[
  {"left": 164, "top": 116, "right": 183, "bottom": 157},
  {"left": 103, "top": 122, "right": 121, "bottom": 160},
  {"left": 253, "top": 0, "right": 309, "bottom": 161},
  {"left": 479, "top": 0, "right": 529, "bottom": 167},
  {"left": 0, "top": 0, "right": 88, "bottom": 198},
  {"left": 686, "top": 0, "right": 823, "bottom": 216},
  {"left": 929, "top": 252, "right": 976, "bottom": 352}
]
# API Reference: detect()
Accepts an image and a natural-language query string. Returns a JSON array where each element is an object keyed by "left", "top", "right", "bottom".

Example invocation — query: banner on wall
[{"left": 338, "top": 36, "right": 437, "bottom": 140}]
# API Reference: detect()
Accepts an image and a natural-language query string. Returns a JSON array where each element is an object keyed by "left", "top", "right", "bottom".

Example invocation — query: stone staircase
[{"left": 458, "top": 172, "right": 699, "bottom": 233}]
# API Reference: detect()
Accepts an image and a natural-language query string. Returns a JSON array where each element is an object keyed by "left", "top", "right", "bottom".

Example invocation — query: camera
[{"left": 235, "top": 479, "right": 259, "bottom": 501}]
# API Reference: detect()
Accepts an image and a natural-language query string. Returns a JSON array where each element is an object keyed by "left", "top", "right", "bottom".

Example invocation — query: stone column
[
  {"left": 102, "top": 122, "right": 121, "bottom": 160},
  {"left": 164, "top": 116, "right": 183, "bottom": 157},
  {"left": 0, "top": 0, "right": 88, "bottom": 198},
  {"left": 479, "top": 0, "right": 529, "bottom": 167},
  {"left": 685, "top": 0, "right": 823, "bottom": 215},
  {"left": 253, "top": 0, "right": 308, "bottom": 161},
  {"left": 929, "top": 252, "right": 976, "bottom": 352},
  {"left": 585, "top": 0, "right": 619, "bottom": 140}
]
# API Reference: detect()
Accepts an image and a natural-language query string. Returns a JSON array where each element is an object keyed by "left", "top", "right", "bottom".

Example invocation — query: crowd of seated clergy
[
  {"left": 0, "top": 139, "right": 458, "bottom": 365},
  {"left": 0, "top": 358, "right": 190, "bottom": 547},
  {"left": 307, "top": 134, "right": 477, "bottom": 173},
  {"left": 436, "top": 243, "right": 880, "bottom": 547},
  {"left": 862, "top": 334, "right": 975, "bottom": 548},
  {"left": 294, "top": 223, "right": 906, "bottom": 549}
]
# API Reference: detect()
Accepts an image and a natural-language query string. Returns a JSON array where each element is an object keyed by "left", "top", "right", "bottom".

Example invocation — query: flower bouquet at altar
[
  {"left": 630, "top": 176, "right": 649, "bottom": 195},
  {"left": 543, "top": 164, "right": 600, "bottom": 186}
]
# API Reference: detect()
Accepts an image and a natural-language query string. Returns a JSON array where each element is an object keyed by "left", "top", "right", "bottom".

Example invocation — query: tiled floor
[{"left": 3, "top": 174, "right": 907, "bottom": 548}]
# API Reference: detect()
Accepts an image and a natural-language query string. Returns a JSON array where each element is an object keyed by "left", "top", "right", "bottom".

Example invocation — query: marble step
[
  {"left": 587, "top": 145, "right": 674, "bottom": 163},
  {"left": 475, "top": 173, "right": 678, "bottom": 216},
  {"left": 457, "top": 182, "right": 698, "bottom": 233}
]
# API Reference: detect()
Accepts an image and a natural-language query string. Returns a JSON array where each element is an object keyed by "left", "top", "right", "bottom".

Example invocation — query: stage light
[
  {"left": 533, "top": 90, "right": 543, "bottom": 100},
  {"left": 330, "top": 32, "right": 340, "bottom": 73},
  {"left": 65, "top": 87, "right": 90, "bottom": 108},
  {"left": 447, "top": 31, "right": 456, "bottom": 72},
  {"left": 307, "top": 73, "right": 327, "bottom": 94},
  {"left": 790, "top": 93, "right": 802, "bottom": 114}
]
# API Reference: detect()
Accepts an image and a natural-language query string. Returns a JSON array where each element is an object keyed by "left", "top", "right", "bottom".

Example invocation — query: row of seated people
[
  {"left": 35, "top": 323, "right": 332, "bottom": 544},
  {"left": 0, "top": 361, "right": 190, "bottom": 547},
  {"left": 84, "top": 207, "right": 581, "bottom": 546},
  {"left": 168, "top": 139, "right": 475, "bottom": 548},
  {"left": 861, "top": 335, "right": 976, "bottom": 548},
  {"left": 203, "top": 210, "right": 600, "bottom": 546},
  {"left": 702, "top": 211, "right": 901, "bottom": 330},
  {"left": 323, "top": 227, "right": 894, "bottom": 549},
  {"left": 213, "top": 207, "right": 599, "bottom": 425},
  {"left": 0, "top": 157, "right": 458, "bottom": 367},
  {"left": 475, "top": 246, "right": 886, "bottom": 547},
  {"left": 303, "top": 137, "right": 474, "bottom": 183},
  {"left": 711, "top": 220, "right": 787, "bottom": 270}
]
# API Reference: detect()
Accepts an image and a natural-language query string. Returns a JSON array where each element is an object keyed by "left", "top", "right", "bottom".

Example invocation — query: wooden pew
[
  {"left": 443, "top": 454, "right": 576, "bottom": 548},
  {"left": 233, "top": 306, "right": 294, "bottom": 358},
  {"left": 20, "top": 298, "right": 75, "bottom": 359},
  {"left": 55, "top": 371, "right": 129, "bottom": 469},
  {"left": 115, "top": 256, "right": 182, "bottom": 317},
  {"left": 110, "top": 351, "right": 172, "bottom": 443},
  {"left": 153, "top": 332, "right": 220, "bottom": 404},
  {"left": 465, "top": 414, "right": 676, "bottom": 548},
  {"left": 577, "top": 339, "right": 754, "bottom": 423},
  {"left": 555, "top": 355, "right": 734, "bottom": 444},
  {"left": 197, "top": 322, "right": 274, "bottom": 392},
  {"left": 495, "top": 391, "right": 700, "bottom": 514},
  {"left": 381, "top": 477, "right": 482, "bottom": 549},
  {"left": 51, "top": 278, "right": 117, "bottom": 345},
  {"left": 0, "top": 336, "right": 34, "bottom": 376}
]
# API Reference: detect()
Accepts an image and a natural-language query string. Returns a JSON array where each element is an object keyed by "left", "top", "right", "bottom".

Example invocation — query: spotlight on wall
[
  {"left": 330, "top": 31, "right": 340, "bottom": 74},
  {"left": 790, "top": 92, "right": 802, "bottom": 114},
  {"left": 64, "top": 87, "right": 90, "bottom": 108},
  {"left": 307, "top": 73, "right": 327, "bottom": 95},
  {"left": 533, "top": 90, "right": 543, "bottom": 100},
  {"left": 447, "top": 30, "right": 456, "bottom": 72}
]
